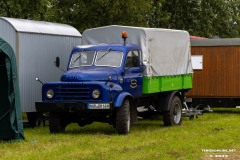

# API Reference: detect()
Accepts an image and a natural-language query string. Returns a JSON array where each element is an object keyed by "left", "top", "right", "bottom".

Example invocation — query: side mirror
[
  {"left": 55, "top": 57, "right": 60, "bottom": 68},
  {"left": 54, "top": 57, "right": 66, "bottom": 73}
]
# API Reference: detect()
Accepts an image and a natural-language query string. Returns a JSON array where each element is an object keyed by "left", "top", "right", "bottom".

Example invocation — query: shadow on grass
[
  {"left": 28, "top": 115, "right": 185, "bottom": 136},
  {"left": 63, "top": 118, "right": 166, "bottom": 136},
  {"left": 212, "top": 108, "right": 240, "bottom": 114},
  {"left": 64, "top": 123, "right": 116, "bottom": 135}
]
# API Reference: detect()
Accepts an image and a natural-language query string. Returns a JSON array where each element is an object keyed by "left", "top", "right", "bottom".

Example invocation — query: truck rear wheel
[
  {"left": 116, "top": 99, "right": 130, "bottom": 134},
  {"left": 163, "top": 96, "right": 182, "bottom": 126},
  {"left": 49, "top": 112, "right": 66, "bottom": 133}
]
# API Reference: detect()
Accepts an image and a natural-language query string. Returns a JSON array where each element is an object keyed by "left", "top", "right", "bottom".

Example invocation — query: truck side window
[{"left": 125, "top": 51, "right": 139, "bottom": 68}]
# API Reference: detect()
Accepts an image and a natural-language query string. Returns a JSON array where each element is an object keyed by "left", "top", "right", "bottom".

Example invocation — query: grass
[{"left": 1, "top": 109, "right": 240, "bottom": 160}]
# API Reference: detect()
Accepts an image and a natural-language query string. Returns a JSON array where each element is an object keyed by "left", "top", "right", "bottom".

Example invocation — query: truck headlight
[
  {"left": 46, "top": 89, "right": 54, "bottom": 99},
  {"left": 92, "top": 89, "right": 100, "bottom": 99}
]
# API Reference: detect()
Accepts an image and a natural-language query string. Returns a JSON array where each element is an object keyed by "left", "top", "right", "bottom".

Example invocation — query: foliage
[
  {"left": 147, "top": 0, "right": 240, "bottom": 37},
  {"left": 0, "top": 0, "right": 239, "bottom": 37},
  {"left": 47, "top": 0, "right": 151, "bottom": 32},
  {"left": 0, "top": 0, "right": 50, "bottom": 20}
]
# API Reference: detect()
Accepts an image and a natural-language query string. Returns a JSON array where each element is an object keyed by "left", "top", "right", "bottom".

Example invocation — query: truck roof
[{"left": 74, "top": 43, "right": 141, "bottom": 51}]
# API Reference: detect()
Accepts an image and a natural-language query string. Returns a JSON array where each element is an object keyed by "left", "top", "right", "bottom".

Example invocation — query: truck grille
[{"left": 54, "top": 84, "right": 91, "bottom": 101}]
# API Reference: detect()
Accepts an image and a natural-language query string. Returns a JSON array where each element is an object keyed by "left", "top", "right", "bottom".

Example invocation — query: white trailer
[{"left": 0, "top": 17, "right": 82, "bottom": 125}]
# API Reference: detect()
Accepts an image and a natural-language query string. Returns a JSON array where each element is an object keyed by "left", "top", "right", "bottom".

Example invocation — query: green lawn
[{"left": 1, "top": 109, "right": 240, "bottom": 160}]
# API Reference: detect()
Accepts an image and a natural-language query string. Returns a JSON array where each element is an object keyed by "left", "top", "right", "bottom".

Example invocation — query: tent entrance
[
  {"left": 0, "top": 38, "right": 24, "bottom": 141},
  {"left": 0, "top": 53, "right": 10, "bottom": 117},
  {"left": 0, "top": 53, "right": 12, "bottom": 140}
]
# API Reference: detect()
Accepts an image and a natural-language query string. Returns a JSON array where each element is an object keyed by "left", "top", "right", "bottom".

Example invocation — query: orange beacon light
[{"left": 122, "top": 31, "right": 128, "bottom": 45}]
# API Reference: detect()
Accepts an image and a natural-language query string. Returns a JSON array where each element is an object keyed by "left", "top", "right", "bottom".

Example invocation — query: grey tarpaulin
[{"left": 82, "top": 25, "right": 193, "bottom": 77}]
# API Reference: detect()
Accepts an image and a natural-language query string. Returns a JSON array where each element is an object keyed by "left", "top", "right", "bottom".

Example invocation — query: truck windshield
[
  {"left": 95, "top": 50, "right": 123, "bottom": 67},
  {"left": 69, "top": 51, "right": 95, "bottom": 68}
]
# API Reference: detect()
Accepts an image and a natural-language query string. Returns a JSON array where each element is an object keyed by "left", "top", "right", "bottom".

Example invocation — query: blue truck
[{"left": 36, "top": 26, "right": 193, "bottom": 134}]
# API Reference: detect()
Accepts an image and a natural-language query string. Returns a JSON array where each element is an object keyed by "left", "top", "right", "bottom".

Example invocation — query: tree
[
  {"left": 147, "top": 0, "right": 240, "bottom": 37},
  {"left": 48, "top": 0, "right": 151, "bottom": 32},
  {"left": 196, "top": 0, "right": 240, "bottom": 37},
  {"left": 0, "top": 0, "right": 239, "bottom": 38},
  {"left": 0, "top": 0, "right": 51, "bottom": 20}
]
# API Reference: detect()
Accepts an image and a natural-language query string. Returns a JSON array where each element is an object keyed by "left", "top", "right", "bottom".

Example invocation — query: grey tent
[{"left": 0, "top": 37, "right": 24, "bottom": 141}]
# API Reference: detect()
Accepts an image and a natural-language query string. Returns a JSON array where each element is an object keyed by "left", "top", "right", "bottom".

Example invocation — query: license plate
[{"left": 88, "top": 103, "right": 110, "bottom": 109}]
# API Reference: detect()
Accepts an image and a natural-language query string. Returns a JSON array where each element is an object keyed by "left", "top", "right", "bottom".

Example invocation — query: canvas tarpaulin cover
[
  {"left": 82, "top": 25, "right": 193, "bottom": 77},
  {"left": 0, "top": 37, "right": 24, "bottom": 140}
]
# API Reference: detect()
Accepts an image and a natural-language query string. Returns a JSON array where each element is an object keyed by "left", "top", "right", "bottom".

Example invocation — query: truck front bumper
[{"left": 35, "top": 102, "right": 113, "bottom": 113}]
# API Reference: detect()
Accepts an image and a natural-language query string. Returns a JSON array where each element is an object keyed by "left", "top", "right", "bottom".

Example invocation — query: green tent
[{"left": 0, "top": 37, "right": 24, "bottom": 141}]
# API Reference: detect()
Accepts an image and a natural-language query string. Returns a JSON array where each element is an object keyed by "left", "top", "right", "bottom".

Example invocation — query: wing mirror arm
[{"left": 35, "top": 77, "right": 44, "bottom": 85}]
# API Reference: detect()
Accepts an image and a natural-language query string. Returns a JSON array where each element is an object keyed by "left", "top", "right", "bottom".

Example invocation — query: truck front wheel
[
  {"left": 115, "top": 99, "right": 131, "bottom": 134},
  {"left": 163, "top": 96, "right": 182, "bottom": 126},
  {"left": 49, "top": 112, "right": 66, "bottom": 133}
]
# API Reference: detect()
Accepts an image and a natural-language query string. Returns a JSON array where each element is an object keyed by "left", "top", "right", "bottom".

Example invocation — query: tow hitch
[{"left": 182, "top": 103, "right": 213, "bottom": 120}]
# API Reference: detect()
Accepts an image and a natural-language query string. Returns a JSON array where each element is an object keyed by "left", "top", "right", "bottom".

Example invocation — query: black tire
[
  {"left": 163, "top": 96, "right": 182, "bottom": 126},
  {"left": 49, "top": 112, "right": 66, "bottom": 134},
  {"left": 116, "top": 99, "right": 131, "bottom": 134},
  {"left": 27, "top": 112, "right": 37, "bottom": 128}
]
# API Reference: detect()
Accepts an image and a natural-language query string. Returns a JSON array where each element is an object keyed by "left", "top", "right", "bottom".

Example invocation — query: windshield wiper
[
  {"left": 73, "top": 49, "right": 84, "bottom": 63},
  {"left": 97, "top": 47, "right": 111, "bottom": 61}
]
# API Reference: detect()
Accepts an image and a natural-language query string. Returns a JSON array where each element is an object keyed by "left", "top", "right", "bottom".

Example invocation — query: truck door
[{"left": 123, "top": 50, "right": 142, "bottom": 97}]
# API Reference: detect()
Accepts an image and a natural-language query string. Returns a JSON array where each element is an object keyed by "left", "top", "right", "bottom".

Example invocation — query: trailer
[
  {"left": 188, "top": 38, "right": 240, "bottom": 108},
  {"left": 0, "top": 17, "right": 82, "bottom": 126}
]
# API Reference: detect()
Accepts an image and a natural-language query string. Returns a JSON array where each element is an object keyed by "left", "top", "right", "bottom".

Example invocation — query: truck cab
[{"left": 36, "top": 43, "right": 147, "bottom": 134}]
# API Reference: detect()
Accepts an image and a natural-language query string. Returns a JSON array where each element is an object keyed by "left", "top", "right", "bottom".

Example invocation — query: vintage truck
[{"left": 36, "top": 26, "right": 193, "bottom": 134}]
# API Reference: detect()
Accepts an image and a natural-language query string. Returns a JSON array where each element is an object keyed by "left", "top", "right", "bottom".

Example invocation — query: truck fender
[
  {"left": 159, "top": 91, "right": 183, "bottom": 111},
  {"left": 114, "top": 92, "right": 134, "bottom": 108},
  {"left": 114, "top": 92, "right": 138, "bottom": 124}
]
